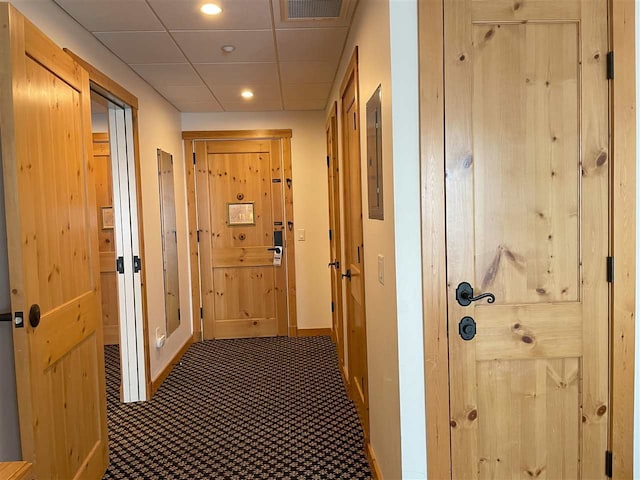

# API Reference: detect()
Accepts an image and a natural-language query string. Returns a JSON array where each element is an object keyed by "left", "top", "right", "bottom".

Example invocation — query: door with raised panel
[
  {"left": 444, "top": 1, "right": 609, "bottom": 478},
  {"left": 0, "top": 5, "right": 108, "bottom": 478},
  {"left": 195, "top": 139, "right": 289, "bottom": 339}
]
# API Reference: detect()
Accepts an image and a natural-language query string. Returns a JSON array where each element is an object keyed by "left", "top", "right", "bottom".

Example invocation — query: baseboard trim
[
  {"left": 150, "top": 337, "right": 193, "bottom": 397},
  {"left": 297, "top": 328, "right": 332, "bottom": 337},
  {"left": 366, "top": 442, "right": 382, "bottom": 480}
]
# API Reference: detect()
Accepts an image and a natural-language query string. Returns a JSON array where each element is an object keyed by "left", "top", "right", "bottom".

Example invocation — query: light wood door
[
  {"left": 326, "top": 103, "right": 346, "bottom": 380},
  {"left": 0, "top": 5, "right": 108, "bottom": 478},
  {"left": 94, "top": 133, "right": 120, "bottom": 345},
  {"left": 444, "top": 1, "right": 609, "bottom": 478},
  {"left": 196, "top": 139, "right": 288, "bottom": 339},
  {"left": 341, "top": 66, "right": 369, "bottom": 438}
]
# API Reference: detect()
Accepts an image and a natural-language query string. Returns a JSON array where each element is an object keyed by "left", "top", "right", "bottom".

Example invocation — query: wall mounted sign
[{"left": 228, "top": 202, "right": 255, "bottom": 226}]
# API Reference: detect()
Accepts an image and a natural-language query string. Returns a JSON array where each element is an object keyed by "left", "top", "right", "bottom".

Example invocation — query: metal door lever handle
[
  {"left": 456, "top": 282, "right": 496, "bottom": 307},
  {"left": 328, "top": 261, "right": 340, "bottom": 269}
]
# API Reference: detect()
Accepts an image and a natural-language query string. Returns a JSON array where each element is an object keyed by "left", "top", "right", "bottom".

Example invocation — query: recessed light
[
  {"left": 221, "top": 45, "right": 236, "bottom": 53},
  {"left": 241, "top": 90, "right": 254, "bottom": 99},
  {"left": 200, "top": 3, "right": 222, "bottom": 15}
]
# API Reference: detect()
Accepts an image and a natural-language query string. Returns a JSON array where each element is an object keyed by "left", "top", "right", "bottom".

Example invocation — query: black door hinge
[
  {"left": 329, "top": 229, "right": 333, "bottom": 241},
  {"left": 607, "top": 51, "right": 614, "bottom": 80},
  {"left": 192, "top": 151, "right": 196, "bottom": 165},
  {"left": 607, "top": 256, "right": 614, "bottom": 283},
  {"left": 331, "top": 301, "right": 335, "bottom": 313},
  {"left": 116, "top": 256, "right": 125, "bottom": 275},
  {"left": 196, "top": 230, "right": 200, "bottom": 243},
  {"left": 327, "top": 155, "right": 330, "bottom": 167},
  {"left": 133, "top": 255, "right": 142, "bottom": 273},
  {"left": 178, "top": 308, "right": 181, "bottom": 321},
  {"left": 605, "top": 450, "right": 613, "bottom": 477},
  {"left": 200, "top": 307, "right": 203, "bottom": 319}
]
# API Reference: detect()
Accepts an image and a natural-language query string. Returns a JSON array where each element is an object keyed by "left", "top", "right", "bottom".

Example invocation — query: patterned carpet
[{"left": 103, "top": 336, "right": 371, "bottom": 479}]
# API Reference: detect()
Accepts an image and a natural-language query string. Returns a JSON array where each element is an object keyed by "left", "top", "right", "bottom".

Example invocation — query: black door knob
[{"left": 29, "top": 304, "right": 41, "bottom": 328}]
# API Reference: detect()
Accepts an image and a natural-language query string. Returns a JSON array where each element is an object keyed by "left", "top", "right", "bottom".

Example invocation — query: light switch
[
  {"left": 297, "top": 229, "right": 306, "bottom": 241},
  {"left": 378, "top": 254, "right": 384, "bottom": 285}
]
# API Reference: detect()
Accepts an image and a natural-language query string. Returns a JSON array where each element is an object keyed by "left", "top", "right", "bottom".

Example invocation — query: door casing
[{"left": 418, "top": 0, "right": 636, "bottom": 478}]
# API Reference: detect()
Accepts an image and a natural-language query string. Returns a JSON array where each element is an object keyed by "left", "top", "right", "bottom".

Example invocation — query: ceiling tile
[
  {"left": 148, "top": 0, "right": 272, "bottom": 31},
  {"left": 276, "top": 28, "right": 348, "bottom": 62},
  {"left": 195, "top": 63, "right": 279, "bottom": 87},
  {"left": 279, "top": 61, "right": 337, "bottom": 84},
  {"left": 131, "top": 64, "right": 202, "bottom": 87},
  {"left": 222, "top": 100, "right": 283, "bottom": 112},
  {"left": 210, "top": 84, "right": 282, "bottom": 103},
  {"left": 155, "top": 85, "right": 216, "bottom": 103},
  {"left": 283, "top": 98, "right": 327, "bottom": 111},
  {"left": 283, "top": 83, "right": 332, "bottom": 102},
  {"left": 173, "top": 30, "right": 276, "bottom": 63},
  {"left": 94, "top": 32, "right": 186, "bottom": 64},
  {"left": 54, "top": 0, "right": 163, "bottom": 32},
  {"left": 173, "top": 100, "right": 224, "bottom": 112}
]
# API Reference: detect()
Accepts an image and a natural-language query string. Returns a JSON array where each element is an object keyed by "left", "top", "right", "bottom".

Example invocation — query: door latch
[
  {"left": 116, "top": 256, "right": 125, "bottom": 275},
  {"left": 133, "top": 256, "right": 142, "bottom": 273}
]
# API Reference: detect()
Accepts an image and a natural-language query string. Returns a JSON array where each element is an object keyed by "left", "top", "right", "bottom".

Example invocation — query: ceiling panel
[
  {"left": 279, "top": 61, "right": 337, "bottom": 84},
  {"left": 131, "top": 64, "right": 202, "bottom": 88},
  {"left": 276, "top": 28, "right": 348, "bottom": 62},
  {"left": 283, "top": 98, "right": 327, "bottom": 111},
  {"left": 210, "top": 84, "right": 282, "bottom": 104},
  {"left": 148, "top": 0, "right": 272, "bottom": 31},
  {"left": 155, "top": 85, "right": 217, "bottom": 103},
  {"left": 173, "top": 30, "right": 276, "bottom": 63},
  {"left": 221, "top": 100, "right": 283, "bottom": 112},
  {"left": 272, "top": 0, "right": 357, "bottom": 29},
  {"left": 54, "top": 0, "right": 163, "bottom": 32},
  {"left": 171, "top": 100, "right": 224, "bottom": 112},
  {"left": 195, "top": 63, "right": 279, "bottom": 87},
  {"left": 282, "top": 83, "right": 332, "bottom": 102},
  {"left": 94, "top": 32, "right": 186, "bottom": 64}
]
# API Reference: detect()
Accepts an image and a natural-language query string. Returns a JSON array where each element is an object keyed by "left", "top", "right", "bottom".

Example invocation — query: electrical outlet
[{"left": 377, "top": 254, "right": 384, "bottom": 285}]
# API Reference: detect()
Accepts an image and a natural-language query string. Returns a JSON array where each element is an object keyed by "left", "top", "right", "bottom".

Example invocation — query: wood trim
[
  {"left": 366, "top": 442, "right": 382, "bottom": 480},
  {"left": 282, "top": 137, "right": 298, "bottom": 337},
  {"left": 63, "top": 49, "right": 138, "bottom": 109},
  {"left": 185, "top": 140, "right": 202, "bottom": 342},
  {"left": 610, "top": 0, "right": 636, "bottom": 477},
  {"left": 418, "top": 0, "right": 451, "bottom": 478},
  {"left": 0, "top": 462, "right": 34, "bottom": 480},
  {"left": 182, "top": 130, "right": 292, "bottom": 140},
  {"left": 419, "top": 0, "right": 636, "bottom": 476},
  {"left": 340, "top": 47, "right": 359, "bottom": 97},
  {"left": 296, "top": 328, "right": 332, "bottom": 337},
  {"left": 149, "top": 337, "right": 193, "bottom": 397}
]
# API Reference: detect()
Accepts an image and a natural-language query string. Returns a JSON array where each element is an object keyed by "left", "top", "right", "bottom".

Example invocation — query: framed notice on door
[
  {"left": 227, "top": 202, "right": 255, "bottom": 226},
  {"left": 101, "top": 206, "right": 114, "bottom": 229}
]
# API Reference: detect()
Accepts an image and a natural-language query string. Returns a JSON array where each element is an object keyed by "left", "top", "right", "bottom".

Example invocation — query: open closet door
[{"left": 0, "top": 5, "right": 108, "bottom": 478}]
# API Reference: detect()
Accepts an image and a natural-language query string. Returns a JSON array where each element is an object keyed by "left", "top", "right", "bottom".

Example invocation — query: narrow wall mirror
[{"left": 157, "top": 149, "right": 180, "bottom": 336}]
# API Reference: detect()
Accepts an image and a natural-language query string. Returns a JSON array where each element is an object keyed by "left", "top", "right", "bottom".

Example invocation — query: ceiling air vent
[{"left": 288, "top": 0, "right": 343, "bottom": 19}]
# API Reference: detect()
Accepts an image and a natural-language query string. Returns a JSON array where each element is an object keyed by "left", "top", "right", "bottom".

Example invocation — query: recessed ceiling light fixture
[
  {"left": 241, "top": 90, "right": 254, "bottom": 99},
  {"left": 221, "top": 45, "right": 236, "bottom": 53},
  {"left": 200, "top": 3, "right": 222, "bottom": 15}
]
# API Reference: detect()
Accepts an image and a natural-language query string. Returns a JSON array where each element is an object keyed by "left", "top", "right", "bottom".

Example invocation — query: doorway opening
[{"left": 90, "top": 90, "right": 147, "bottom": 403}]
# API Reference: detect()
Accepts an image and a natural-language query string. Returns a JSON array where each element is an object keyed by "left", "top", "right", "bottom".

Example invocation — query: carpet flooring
[{"left": 103, "top": 336, "right": 371, "bottom": 479}]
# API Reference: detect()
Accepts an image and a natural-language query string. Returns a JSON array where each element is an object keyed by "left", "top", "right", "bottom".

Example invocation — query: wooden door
[
  {"left": 94, "top": 133, "right": 120, "bottom": 345},
  {"left": 444, "top": 1, "right": 609, "bottom": 478},
  {"left": 195, "top": 139, "right": 289, "bottom": 339},
  {"left": 0, "top": 5, "right": 108, "bottom": 478},
  {"left": 341, "top": 55, "right": 369, "bottom": 438},
  {"left": 326, "top": 103, "right": 346, "bottom": 380}
]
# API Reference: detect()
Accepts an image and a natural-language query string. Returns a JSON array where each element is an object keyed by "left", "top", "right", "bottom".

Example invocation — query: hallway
[{"left": 103, "top": 337, "right": 371, "bottom": 479}]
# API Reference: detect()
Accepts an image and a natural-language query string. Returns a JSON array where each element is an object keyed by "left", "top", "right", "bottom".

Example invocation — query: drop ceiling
[{"left": 53, "top": 0, "right": 358, "bottom": 112}]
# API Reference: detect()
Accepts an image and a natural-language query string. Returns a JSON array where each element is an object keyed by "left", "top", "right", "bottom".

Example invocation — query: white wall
[
  {"left": 181, "top": 111, "right": 331, "bottom": 331},
  {"left": 11, "top": 0, "right": 192, "bottom": 384},
  {"left": 325, "top": 0, "right": 405, "bottom": 476}
]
